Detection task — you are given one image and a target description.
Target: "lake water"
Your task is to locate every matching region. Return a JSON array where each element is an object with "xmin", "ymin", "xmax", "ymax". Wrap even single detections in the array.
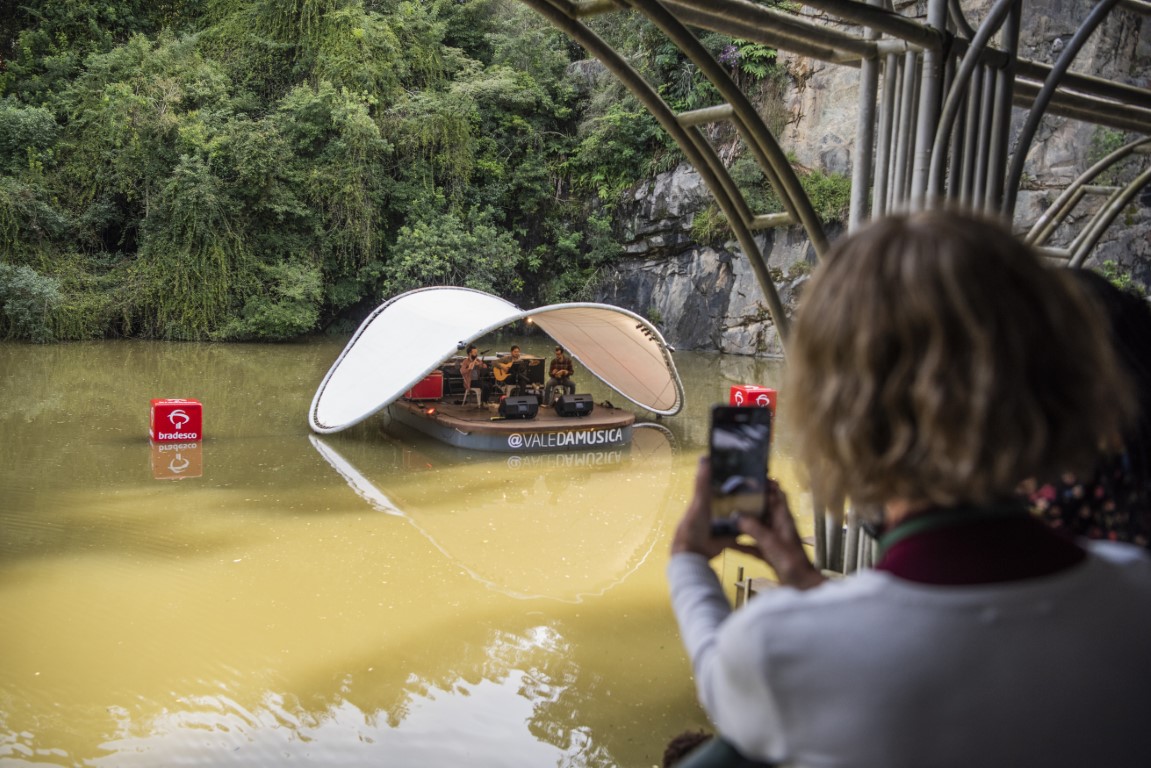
[{"xmin": 0, "ymin": 338, "xmax": 802, "ymax": 768}]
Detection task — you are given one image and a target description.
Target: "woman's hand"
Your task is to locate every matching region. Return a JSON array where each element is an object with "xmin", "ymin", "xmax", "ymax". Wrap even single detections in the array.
[
  {"xmin": 737, "ymin": 480, "xmax": 825, "ymax": 590},
  {"xmin": 672, "ymin": 459, "xmax": 825, "ymax": 590}
]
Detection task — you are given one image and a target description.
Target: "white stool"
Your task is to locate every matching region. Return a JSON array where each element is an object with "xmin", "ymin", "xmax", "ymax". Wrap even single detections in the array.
[{"xmin": 465, "ymin": 387, "xmax": 483, "ymax": 406}]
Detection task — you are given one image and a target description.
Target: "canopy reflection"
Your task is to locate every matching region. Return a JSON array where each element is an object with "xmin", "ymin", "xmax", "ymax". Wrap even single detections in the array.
[{"xmin": 309, "ymin": 423, "xmax": 678, "ymax": 602}]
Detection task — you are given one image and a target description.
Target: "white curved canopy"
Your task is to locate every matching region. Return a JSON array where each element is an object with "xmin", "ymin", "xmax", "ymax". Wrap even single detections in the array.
[{"xmin": 309, "ymin": 286, "xmax": 684, "ymax": 433}]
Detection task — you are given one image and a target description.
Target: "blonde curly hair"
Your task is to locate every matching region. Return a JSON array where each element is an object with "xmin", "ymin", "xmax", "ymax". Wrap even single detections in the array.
[{"xmin": 785, "ymin": 209, "xmax": 1135, "ymax": 508}]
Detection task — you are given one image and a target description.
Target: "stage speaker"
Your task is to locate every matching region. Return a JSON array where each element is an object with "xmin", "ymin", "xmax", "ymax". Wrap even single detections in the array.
[
  {"xmin": 499, "ymin": 394, "xmax": 539, "ymax": 419},
  {"xmin": 556, "ymin": 393, "xmax": 594, "ymax": 417}
]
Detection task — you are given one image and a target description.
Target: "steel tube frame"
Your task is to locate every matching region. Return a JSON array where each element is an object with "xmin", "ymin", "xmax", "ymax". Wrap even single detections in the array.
[
  {"xmin": 1027, "ymin": 137, "xmax": 1151, "ymax": 246},
  {"xmin": 1069, "ymin": 166, "xmax": 1151, "ymax": 266},
  {"xmin": 1003, "ymin": 0, "xmax": 1122, "ymax": 214},
  {"xmin": 524, "ymin": 0, "xmax": 797, "ymax": 343}
]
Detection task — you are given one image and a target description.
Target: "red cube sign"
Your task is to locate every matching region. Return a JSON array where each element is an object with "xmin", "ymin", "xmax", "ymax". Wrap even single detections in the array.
[
  {"xmin": 150, "ymin": 398, "xmax": 203, "ymax": 442},
  {"xmin": 729, "ymin": 385, "xmax": 776, "ymax": 413}
]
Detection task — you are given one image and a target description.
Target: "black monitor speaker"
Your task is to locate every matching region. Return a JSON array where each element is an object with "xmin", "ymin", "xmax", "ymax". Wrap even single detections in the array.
[
  {"xmin": 499, "ymin": 394, "xmax": 539, "ymax": 419},
  {"xmin": 556, "ymin": 393, "xmax": 594, "ymax": 417}
]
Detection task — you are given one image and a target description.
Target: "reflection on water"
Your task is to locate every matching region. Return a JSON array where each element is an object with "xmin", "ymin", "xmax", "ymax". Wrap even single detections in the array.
[
  {"xmin": 311, "ymin": 424, "xmax": 679, "ymax": 602},
  {"xmin": 0, "ymin": 339, "xmax": 793, "ymax": 767}
]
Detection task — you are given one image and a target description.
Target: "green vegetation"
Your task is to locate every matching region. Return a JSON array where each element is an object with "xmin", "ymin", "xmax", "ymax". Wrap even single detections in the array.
[
  {"xmin": 1098, "ymin": 259, "xmax": 1146, "ymax": 297},
  {"xmin": 691, "ymin": 158, "xmax": 852, "ymax": 245},
  {"xmin": 0, "ymin": 0, "xmax": 806, "ymax": 342},
  {"xmin": 1088, "ymin": 127, "xmax": 1130, "ymax": 186}
]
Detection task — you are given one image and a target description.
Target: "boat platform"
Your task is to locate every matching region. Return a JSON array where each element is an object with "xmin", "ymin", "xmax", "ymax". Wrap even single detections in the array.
[{"xmin": 389, "ymin": 397, "xmax": 636, "ymax": 453}]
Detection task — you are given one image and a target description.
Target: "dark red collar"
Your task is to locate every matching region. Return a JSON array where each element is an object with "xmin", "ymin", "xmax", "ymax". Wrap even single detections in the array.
[{"xmin": 874, "ymin": 505, "xmax": 1086, "ymax": 585}]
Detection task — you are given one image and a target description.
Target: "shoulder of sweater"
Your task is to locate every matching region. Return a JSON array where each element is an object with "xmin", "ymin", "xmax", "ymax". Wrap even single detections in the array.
[{"xmin": 1082, "ymin": 538, "xmax": 1151, "ymax": 564}]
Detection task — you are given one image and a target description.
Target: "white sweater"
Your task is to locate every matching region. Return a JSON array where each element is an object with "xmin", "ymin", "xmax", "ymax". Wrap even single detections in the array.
[{"xmin": 668, "ymin": 542, "xmax": 1151, "ymax": 768}]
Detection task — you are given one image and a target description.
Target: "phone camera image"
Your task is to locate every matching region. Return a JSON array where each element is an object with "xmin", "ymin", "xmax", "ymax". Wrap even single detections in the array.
[{"xmin": 709, "ymin": 405, "xmax": 772, "ymax": 536}]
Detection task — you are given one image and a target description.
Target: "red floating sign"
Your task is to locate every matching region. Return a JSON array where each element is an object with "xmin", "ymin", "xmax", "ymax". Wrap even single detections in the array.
[
  {"xmin": 149, "ymin": 398, "xmax": 203, "ymax": 442},
  {"xmin": 729, "ymin": 385, "xmax": 776, "ymax": 413}
]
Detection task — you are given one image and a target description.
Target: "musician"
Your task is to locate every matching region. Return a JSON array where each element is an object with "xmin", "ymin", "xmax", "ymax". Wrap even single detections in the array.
[
  {"xmin": 547, "ymin": 346, "xmax": 576, "ymax": 404},
  {"xmin": 495, "ymin": 345, "xmax": 525, "ymax": 396},
  {"xmin": 459, "ymin": 344, "xmax": 490, "ymax": 403}
]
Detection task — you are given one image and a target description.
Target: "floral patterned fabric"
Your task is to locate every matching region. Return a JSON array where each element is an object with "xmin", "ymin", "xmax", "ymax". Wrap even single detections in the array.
[{"xmin": 1030, "ymin": 453, "xmax": 1151, "ymax": 550}]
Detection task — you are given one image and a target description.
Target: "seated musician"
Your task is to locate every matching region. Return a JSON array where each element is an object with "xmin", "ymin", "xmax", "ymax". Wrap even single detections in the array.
[
  {"xmin": 547, "ymin": 346, "xmax": 576, "ymax": 404},
  {"xmin": 494, "ymin": 345, "xmax": 525, "ymax": 396},
  {"xmin": 458, "ymin": 344, "xmax": 490, "ymax": 403}
]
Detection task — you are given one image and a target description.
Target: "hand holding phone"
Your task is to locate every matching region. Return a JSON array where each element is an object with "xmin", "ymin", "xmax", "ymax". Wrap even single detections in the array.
[{"xmin": 708, "ymin": 405, "xmax": 772, "ymax": 537}]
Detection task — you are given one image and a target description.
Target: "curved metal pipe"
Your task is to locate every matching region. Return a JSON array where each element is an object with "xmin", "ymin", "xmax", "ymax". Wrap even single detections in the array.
[
  {"xmin": 947, "ymin": 0, "xmax": 977, "ymax": 39},
  {"xmin": 927, "ymin": 0, "xmax": 1018, "ymax": 197},
  {"xmin": 522, "ymin": 0, "xmax": 793, "ymax": 343},
  {"xmin": 1068, "ymin": 165, "xmax": 1151, "ymax": 266},
  {"xmin": 631, "ymin": 0, "xmax": 830, "ymax": 255},
  {"xmin": 1027, "ymin": 137, "xmax": 1151, "ymax": 246},
  {"xmin": 1003, "ymin": 0, "xmax": 1121, "ymax": 215}
]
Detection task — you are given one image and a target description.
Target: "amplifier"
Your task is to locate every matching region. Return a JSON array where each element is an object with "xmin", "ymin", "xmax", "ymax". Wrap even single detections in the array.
[
  {"xmin": 556, "ymin": 393, "xmax": 594, "ymax": 417},
  {"xmin": 404, "ymin": 372, "xmax": 444, "ymax": 401},
  {"xmin": 499, "ymin": 394, "xmax": 539, "ymax": 419}
]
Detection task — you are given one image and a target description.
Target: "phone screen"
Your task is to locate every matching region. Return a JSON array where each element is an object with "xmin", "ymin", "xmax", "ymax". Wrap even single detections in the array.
[{"xmin": 709, "ymin": 405, "xmax": 772, "ymax": 534}]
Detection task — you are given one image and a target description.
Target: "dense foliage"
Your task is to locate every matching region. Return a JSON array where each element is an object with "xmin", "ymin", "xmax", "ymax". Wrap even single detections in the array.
[{"xmin": 0, "ymin": 0, "xmax": 810, "ymax": 341}]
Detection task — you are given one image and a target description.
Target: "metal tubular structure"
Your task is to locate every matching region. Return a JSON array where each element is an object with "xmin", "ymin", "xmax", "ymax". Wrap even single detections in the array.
[
  {"xmin": 976, "ymin": 66, "xmax": 999, "ymax": 208},
  {"xmin": 985, "ymin": 3, "xmax": 1020, "ymax": 210},
  {"xmin": 891, "ymin": 52, "xmax": 918, "ymax": 203},
  {"xmin": 849, "ymin": 0, "xmax": 883, "ymax": 232},
  {"xmin": 1068, "ymin": 166, "xmax": 1151, "ymax": 266},
  {"xmin": 927, "ymin": 0, "xmax": 1015, "ymax": 197},
  {"xmin": 523, "ymin": 0, "xmax": 1151, "ymax": 571},
  {"xmin": 527, "ymin": 0, "xmax": 1150, "ymax": 297},
  {"xmin": 1002, "ymin": 0, "xmax": 1122, "ymax": 214},
  {"xmin": 1027, "ymin": 138, "xmax": 1151, "ymax": 247},
  {"xmin": 872, "ymin": 50, "xmax": 899, "ymax": 216},
  {"xmin": 631, "ymin": 0, "xmax": 829, "ymax": 252},
  {"xmin": 909, "ymin": 0, "xmax": 948, "ymax": 205},
  {"xmin": 522, "ymin": 0, "xmax": 795, "ymax": 343}
]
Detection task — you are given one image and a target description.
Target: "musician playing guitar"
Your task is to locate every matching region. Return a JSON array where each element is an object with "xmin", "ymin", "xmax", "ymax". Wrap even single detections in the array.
[
  {"xmin": 492, "ymin": 345, "xmax": 522, "ymax": 382},
  {"xmin": 493, "ymin": 345, "xmax": 525, "ymax": 395},
  {"xmin": 546, "ymin": 346, "xmax": 576, "ymax": 404}
]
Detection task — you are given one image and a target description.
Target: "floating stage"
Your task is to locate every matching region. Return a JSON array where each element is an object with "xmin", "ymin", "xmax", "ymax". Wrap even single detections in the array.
[
  {"xmin": 308, "ymin": 286, "xmax": 684, "ymax": 452},
  {"xmin": 388, "ymin": 397, "xmax": 635, "ymax": 453}
]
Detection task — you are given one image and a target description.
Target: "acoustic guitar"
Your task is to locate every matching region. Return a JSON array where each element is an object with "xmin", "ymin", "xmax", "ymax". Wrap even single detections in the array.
[{"xmin": 492, "ymin": 361, "xmax": 513, "ymax": 382}]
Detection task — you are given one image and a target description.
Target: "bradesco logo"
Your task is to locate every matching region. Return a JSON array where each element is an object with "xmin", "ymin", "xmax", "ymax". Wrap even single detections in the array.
[
  {"xmin": 158, "ymin": 409, "xmax": 199, "ymax": 440},
  {"xmin": 169, "ymin": 409, "xmax": 190, "ymax": 429},
  {"xmin": 733, "ymin": 390, "xmax": 772, "ymax": 407},
  {"xmin": 507, "ymin": 428, "xmax": 625, "ymax": 450}
]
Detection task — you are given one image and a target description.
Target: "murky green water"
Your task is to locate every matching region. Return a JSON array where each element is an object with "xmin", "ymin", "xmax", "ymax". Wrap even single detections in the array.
[{"xmin": 0, "ymin": 338, "xmax": 799, "ymax": 767}]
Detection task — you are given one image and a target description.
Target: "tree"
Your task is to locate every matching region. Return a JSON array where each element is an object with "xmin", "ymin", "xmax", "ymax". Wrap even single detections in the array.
[{"xmin": 383, "ymin": 201, "xmax": 523, "ymax": 297}]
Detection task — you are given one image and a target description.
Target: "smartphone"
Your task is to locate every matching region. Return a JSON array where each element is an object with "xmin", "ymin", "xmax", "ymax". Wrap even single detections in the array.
[{"xmin": 709, "ymin": 405, "xmax": 773, "ymax": 536}]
